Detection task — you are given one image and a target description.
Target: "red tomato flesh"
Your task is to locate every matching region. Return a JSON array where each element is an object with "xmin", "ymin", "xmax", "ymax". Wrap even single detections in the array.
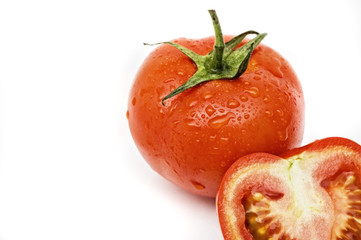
[{"xmin": 216, "ymin": 137, "xmax": 361, "ymax": 239}]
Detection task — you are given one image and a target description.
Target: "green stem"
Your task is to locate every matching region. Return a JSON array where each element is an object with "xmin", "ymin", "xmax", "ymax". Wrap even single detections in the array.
[
  {"xmin": 209, "ymin": 9, "xmax": 225, "ymax": 72},
  {"xmin": 145, "ymin": 10, "xmax": 267, "ymax": 106}
]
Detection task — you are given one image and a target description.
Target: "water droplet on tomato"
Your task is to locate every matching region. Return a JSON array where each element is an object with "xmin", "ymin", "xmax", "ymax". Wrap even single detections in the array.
[
  {"xmin": 237, "ymin": 116, "xmax": 242, "ymax": 121},
  {"xmin": 276, "ymin": 109, "xmax": 284, "ymax": 117},
  {"xmin": 220, "ymin": 137, "xmax": 229, "ymax": 143},
  {"xmin": 277, "ymin": 129, "xmax": 288, "ymax": 142},
  {"xmin": 263, "ymin": 95, "xmax": 271, "ymax": 103},
  {"xmin": 191, "ymin": 180, "xmax": 205, "ymax": 190},
  {"xmin": 209, "ymin": 135, "xmax": 217, "ymax": 141},
  {"xmin": 173, "ymin": 120, "xmax": 180, "ymax": 127},
  {"xmin": 240, "ymin": 95, "xmax": 248, "ymax": 102},
  {"xmin": 254, "ymin": 75, "xmax": 261, "ymax": 80},
  {"xmin": 265, "ymin": 110, "xmax": 273, "ymax": 117},
  {"xmin": 244, "ymin": 81, "xmax": 251, "ymax": 86},
  {"xmin": 245, "ymin": 87, "xmax": 260, "ymax": 98},
  {"xmin": 205, "ymin": 105, "xmax": 216, "ymax": 116},
  {"xmin": 126, "ymin": 110, "xmax": 129, "ymax": 119},
  {"xmin": 159, "ymin": 108, "xmax": 165, "ymax": 116},
  {"xmin": 132, "ymin": 97, "xmax": 136, "ymax": 106},
  {"xmin": 241, "ymin": 129, "xmax": 247, "ymax": 135},
  {"xmin": 227, "ymin": 99, "xmax": 240, "ymax": 109},
  {"xmin": 187, "ymin": 99, "xmax": 198, "ymax": 107},
  {"xmin": 163, "ymin": 78, "xmax": 175, "ymax": 83},
  {"xmin": 244, "ymin": 113, "xmax": 250, "ymax": 119},
  {"xmin": 208, "ymin": 112, "xmax": 236, "ymax": 129},
  {"xmin": 184, "ymin": 119, "xmax": 200, "ymax": 129},
  {"xmin": 202, "ymin": 92, "xmax": 213, "ymax": 100},
  {"xmin": 212, "ymin": 146, "xmax": 220, "ymax": 151},
  {"xmin": 177, "ymin": 71, "xmax": 184, "ymax": 76}
]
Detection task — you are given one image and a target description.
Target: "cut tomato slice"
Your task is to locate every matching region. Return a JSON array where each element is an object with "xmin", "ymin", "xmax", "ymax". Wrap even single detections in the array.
[{"xmin": 216, "ymin": 137, "xmax": 361, "ymax": 240}]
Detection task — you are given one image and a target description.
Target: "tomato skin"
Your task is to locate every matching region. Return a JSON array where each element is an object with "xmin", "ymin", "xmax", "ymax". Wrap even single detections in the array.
[
  {"xmin": 217, "ymin": 153, "xmax": 283, "ymax": 240},
  {"xmin": 216, "ymin": 137, "xmax": 361, "ymax": 240},
  {"xmin": 127, "ymin": 36, "xmax": 304, "ymax": 197}
]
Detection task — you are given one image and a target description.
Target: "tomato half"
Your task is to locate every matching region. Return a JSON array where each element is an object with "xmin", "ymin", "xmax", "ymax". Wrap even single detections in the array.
[{"xmin": 217, "ymin": 137, "xmax": 361, "ymax": 239}]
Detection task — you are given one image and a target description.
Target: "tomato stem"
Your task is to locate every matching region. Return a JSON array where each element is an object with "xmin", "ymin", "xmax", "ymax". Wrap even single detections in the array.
[
  {"xmin": 145, "ymin": 10, "xmax": 267, "ymax": 106},
  {"xmin": 209, "ymin": 9, "xmax": 225, "ymax": 72}
]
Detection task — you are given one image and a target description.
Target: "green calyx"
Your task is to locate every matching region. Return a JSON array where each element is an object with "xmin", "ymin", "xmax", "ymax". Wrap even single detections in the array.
[{"xmin": 145, "ymin": 10, "xmax": 267, "ymax": 106}]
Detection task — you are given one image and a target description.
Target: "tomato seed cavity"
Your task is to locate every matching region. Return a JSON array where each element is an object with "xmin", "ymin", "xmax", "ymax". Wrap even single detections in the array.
[
  {"xmin": 322, "ymin": 171, "xmax": 361, "ymax": 240},
  {"xmin": 242, "ymin": 192, "xmax": 293, "ymax": 240}
]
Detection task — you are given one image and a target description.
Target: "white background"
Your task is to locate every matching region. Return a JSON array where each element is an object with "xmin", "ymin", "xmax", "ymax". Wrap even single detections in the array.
[{"xmin": 0, "ymin": 0, "xmax": 361, "ymax": 239}]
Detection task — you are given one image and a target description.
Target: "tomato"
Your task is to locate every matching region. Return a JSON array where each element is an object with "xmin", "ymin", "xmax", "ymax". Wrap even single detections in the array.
[
  {"xmin": 217, "ymin": 137, "xmax": 361, "ymax": 239},
  {"xmin": 127, "ymin": 10, "xmax": 304, "ymax": 197}
]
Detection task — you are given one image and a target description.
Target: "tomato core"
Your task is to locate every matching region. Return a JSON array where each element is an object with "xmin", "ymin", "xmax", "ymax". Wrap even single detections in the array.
[{"xmin": 242, "ymin": 192, "xmax": 290, "ymax": 239}]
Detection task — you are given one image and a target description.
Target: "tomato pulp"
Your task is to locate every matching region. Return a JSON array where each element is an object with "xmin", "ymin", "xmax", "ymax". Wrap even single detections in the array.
[{"xmin": 217, "ymin": 137, "xmax": 361, "ymax": 239}]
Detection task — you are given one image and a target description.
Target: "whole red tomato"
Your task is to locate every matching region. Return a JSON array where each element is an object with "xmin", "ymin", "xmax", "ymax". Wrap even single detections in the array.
[
  {"xmin": 217, "ymin": 137, "xmax": 361, "ymax": 239},
  {"xmin": 127, "ymin": 10, "xmax": 304, "ymax": 197}
]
